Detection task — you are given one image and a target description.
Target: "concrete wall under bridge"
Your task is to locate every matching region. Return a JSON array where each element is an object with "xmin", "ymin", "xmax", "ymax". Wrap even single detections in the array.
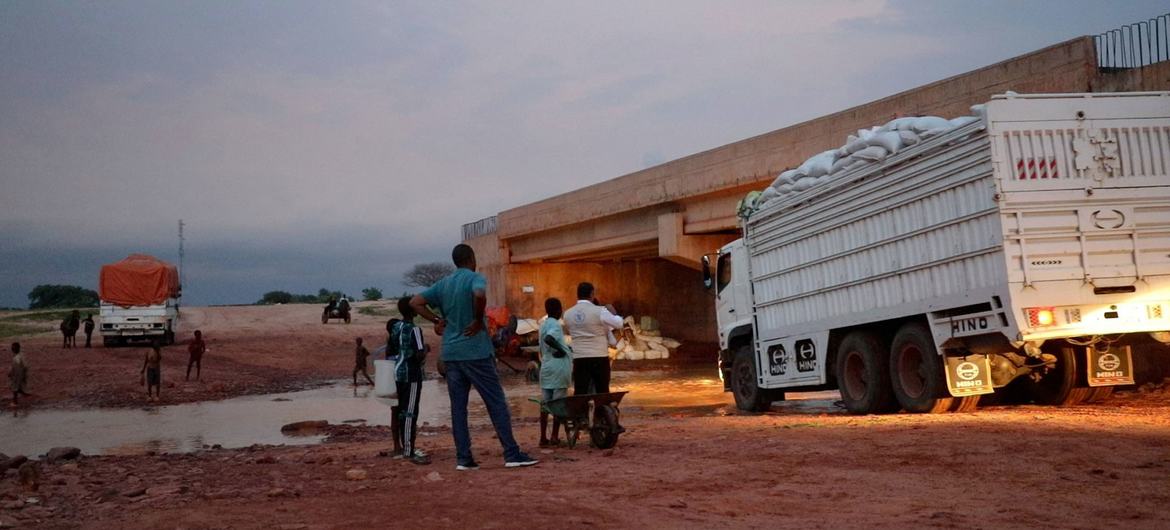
[{"xmin": 464, "ymin": 35, "xmax": 1170, "ymax": 363}]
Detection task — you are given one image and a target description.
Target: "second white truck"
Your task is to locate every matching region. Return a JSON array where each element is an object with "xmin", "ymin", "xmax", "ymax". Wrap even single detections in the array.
[
  {"xmin": 706, "ymin": 92, "xmax": 1170, "ymax": 414},
  {"xmin": 98, "ymin": 254, "xmax": 182, "ymax": 346}
]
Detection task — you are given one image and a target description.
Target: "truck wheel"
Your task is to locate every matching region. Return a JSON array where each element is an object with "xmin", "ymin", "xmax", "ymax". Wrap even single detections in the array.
[
  {"xmin": 731, "ymin": 346, "xmax": 772, "ymax": 412},
  {"xmin": 889, "ymin": 323, "xmax": 953, "ymax": 413},
  {"xmin": 1027, "ymin": 346, "xmax": 1091, "ymax": 406},
  {"xmin": 836, "ymin": 331, "xmax": 898, "ymax": 414}
]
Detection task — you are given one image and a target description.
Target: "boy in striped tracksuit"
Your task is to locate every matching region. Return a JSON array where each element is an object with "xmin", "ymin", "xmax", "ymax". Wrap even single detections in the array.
[{"xmin": 392, "ymin": 296, "xmax": 430, "ymax": 465}]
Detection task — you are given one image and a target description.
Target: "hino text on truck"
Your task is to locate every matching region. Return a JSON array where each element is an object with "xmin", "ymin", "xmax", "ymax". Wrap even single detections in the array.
[
  {"xmin": 704, "ymin": 92, "xmax": 1170, "ymax": 414},
  {"xmin": 98, "ymin": 254, "xmax": 182, "ymax": 346}
]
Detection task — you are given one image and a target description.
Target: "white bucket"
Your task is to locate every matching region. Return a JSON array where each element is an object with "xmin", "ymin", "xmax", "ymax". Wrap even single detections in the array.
[{"xmin": 374, "ymin": 359, "xmax": 397, "ymax": 398}]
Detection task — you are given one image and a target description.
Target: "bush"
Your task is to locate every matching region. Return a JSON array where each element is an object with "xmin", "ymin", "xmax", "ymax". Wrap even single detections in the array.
[
  {"xmin": 27, "ymin": 285, "xmax": 99, "ymax": 309},
  {"xmin": 361, "ymin": 287, "xmax": 383, "ymax": 301},
  {"xmin": 256, "ymin": 289, "xmax": 349, "ymax": 305},
  {"xmin": 258, "ymin": 291, "xmax": 294, "ymax": 305}
]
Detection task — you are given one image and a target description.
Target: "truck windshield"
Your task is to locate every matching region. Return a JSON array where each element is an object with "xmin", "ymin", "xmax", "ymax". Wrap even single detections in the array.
[{"xmin": 716, "ymin": 252, "xmax": 732, "ymax": 293}]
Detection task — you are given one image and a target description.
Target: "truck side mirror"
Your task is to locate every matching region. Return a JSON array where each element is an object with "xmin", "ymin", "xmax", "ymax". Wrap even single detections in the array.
[{"xmin": 701, "ymin": 255, "xmax": 713, "ymax": 290}]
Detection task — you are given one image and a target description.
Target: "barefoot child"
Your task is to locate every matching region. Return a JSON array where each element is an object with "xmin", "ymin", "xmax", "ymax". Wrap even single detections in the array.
[
  {"xmin": 9, "ymin": 342, "xmax": 29, "ymax": 406},
  {"xmin": 186, "ymin": 330, "xmax": 206, "ymax": 382},
  {"xmin": 141, "ymin": 343, "xmax": 162, "ymax": 402},
  {"xmin": 391, "ymin": 297, "xmax": 429, "ymax": 464},
  {"xmin": 538, "ymin": 298, "xmax": 572, "ymax": 447},
  {"xmin": 352, "ymin": 337, "xmax": 374, "ymax": 386}
]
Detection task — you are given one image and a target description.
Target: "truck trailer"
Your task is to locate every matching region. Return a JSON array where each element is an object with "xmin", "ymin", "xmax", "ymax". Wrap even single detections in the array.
[
  {"xmin": 98, "ymin": 254, "xmax": 181, "ymax": 346},
  {"xmin": 706, "ymin": 92, "xmax": 1170, "ymax": 414}
]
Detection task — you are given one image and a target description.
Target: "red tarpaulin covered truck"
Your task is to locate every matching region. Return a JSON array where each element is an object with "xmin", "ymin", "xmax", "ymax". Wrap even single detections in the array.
[{"xmin": 98, "ymin": 254, "xmax": 181, "ymax": 346}]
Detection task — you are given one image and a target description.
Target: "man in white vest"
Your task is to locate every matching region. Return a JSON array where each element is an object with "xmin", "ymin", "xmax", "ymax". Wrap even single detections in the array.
[{"xmin": 564, "ymin": 282, "xmax": 623, "ymax": 395}]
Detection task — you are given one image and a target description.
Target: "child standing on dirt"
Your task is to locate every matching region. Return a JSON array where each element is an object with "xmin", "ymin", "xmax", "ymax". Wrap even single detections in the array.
[
  {"xmin": 186, "ymin": 330, "xmax": 206, "ymax": 382},
  {"xmin": 391, "ymin": 296, "xmax": 429, "ymax": 464},
  {"xmin": 538, "ymin": 298, "xmax": 572, "ymax": 447},
  {"xmin": 141, "ymin": 343, "xmax": 162, "ymax": 402},
  {"xmin": 9, "ymin": 342, "xmax": 29, "ymax": 406},
  {"xmin": 353, "ymin": 337, "xmax": 373, "ymax": 386}
]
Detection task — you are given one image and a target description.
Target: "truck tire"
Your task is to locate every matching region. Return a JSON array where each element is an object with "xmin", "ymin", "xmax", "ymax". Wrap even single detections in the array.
[
  {"xmin": 889, "ymin": 323, "xmax": 953, "ymax": 414},
  {"xmin": 731, "ymin": 346, "xmax": 772, "ymax": 412},
  {"xmin": 1026, "ymin": 346, "xmax": 1091, "ymax": 406},
  {"xmin": 836, "ymin": 331, "xmax": 898, "ymax": 414}
]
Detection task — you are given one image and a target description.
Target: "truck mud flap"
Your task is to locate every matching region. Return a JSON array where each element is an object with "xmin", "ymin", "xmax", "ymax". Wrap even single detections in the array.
[
  {"xmin": 944, "ymin": 355, "xmax": 995, "ymax": 397},
  {"xmin": 1087, "ymin": 345, "xmax": 1134, "ymax": 387}
]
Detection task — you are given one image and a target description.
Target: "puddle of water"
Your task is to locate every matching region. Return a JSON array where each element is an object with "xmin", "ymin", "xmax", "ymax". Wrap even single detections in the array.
[
  {"xmin": 0, "ymin": 368, "xmax": 842, "ymax": 457},
  {"xmin": 0, "ymin": 382, "xmax": 448, "ymax": 457}
]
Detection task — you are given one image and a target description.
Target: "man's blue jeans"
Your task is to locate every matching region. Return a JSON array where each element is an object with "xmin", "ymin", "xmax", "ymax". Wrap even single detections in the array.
[{"xmin": 445, "ymin": 357, "xmax": 522, "ymax": 463}]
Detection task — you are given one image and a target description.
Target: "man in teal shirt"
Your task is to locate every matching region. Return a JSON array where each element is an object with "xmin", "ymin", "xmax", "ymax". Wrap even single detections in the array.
[{"xmin": 410, "ymin": 244, "xmax": 538, "ymax": 470}]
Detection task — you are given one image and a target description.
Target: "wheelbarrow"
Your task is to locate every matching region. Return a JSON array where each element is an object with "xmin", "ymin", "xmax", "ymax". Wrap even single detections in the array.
[{"xmin": 534, "ymin": 391, "xmax": 628, "ymax": 449}]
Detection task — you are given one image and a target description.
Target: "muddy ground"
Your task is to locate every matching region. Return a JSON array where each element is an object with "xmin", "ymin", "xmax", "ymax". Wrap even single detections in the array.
[
  {"xmin": 2, "ymin": 304, "xmax": 410, "ymax": 409},
  {"xmin": 3, "ymin": 305, "xmax": 1170, "ymax": 529}
]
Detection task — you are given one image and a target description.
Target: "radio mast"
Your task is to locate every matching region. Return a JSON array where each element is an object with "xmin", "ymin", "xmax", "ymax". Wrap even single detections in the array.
[{"xmin": 178, "ymin": 219, "xmax": 185, "ymax": 290}]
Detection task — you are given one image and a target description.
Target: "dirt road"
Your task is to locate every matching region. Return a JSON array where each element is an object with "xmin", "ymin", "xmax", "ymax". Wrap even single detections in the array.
[
  {"xmin": 2, "ymin": 305, "xmax": 1170, "ymax": 528},
  {"xmin": 4, "ymin": 389, "xmax": 1170, "ymax": 529}
]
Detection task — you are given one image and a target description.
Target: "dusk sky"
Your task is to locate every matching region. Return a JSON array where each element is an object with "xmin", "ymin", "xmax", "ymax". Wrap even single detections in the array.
[{"xmin": 1, "ymin": 1, "xmax": 1165, "ymax": 307}]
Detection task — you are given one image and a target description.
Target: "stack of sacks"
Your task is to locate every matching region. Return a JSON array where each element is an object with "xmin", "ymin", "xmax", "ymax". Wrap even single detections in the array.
[
  {"xmin": 743, "ymin": 105, "xmax": 985, "ymax": 215},
  {"xmin": 612, "ymin": 316, "xmax": 682, "ymax": 361}
]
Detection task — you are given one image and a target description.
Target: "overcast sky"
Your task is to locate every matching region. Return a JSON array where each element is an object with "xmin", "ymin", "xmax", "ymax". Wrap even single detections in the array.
[{"xmin": 1, "ymin": 1, "xmax": 1165, "ymax": 307}]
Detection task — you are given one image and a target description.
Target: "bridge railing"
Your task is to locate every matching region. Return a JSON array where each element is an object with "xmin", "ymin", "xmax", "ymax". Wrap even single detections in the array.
[
  {"xmin": 462, "ymin": 216, "xmax": 498, "ymax": 241},
  {"xmin": 1095, "ymin": 12, "xmax": 1169, "ymax": 69}
]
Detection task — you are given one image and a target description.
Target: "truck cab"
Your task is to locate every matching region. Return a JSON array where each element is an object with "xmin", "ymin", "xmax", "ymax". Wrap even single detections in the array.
[{"xmin": 707, "ymin": 240, "xmax": 758, "ymax": 395}]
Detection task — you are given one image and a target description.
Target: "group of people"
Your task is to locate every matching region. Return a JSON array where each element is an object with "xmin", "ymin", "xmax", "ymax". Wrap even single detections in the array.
[
  {"xmin": 7, "ymin": 319, "xmax": 208, "ymax": 406},
  {"xmin": 534, "ymin": 281, "xmax": 624, "ymax": 446},
  {"xmin": 139, "ymin": 330, "xmax": 208, "ymax": 401},
  {"xmin": 350, "ymin": 296, "xmax": 430, "ymax": 465},
  {"xmin": 59, "ymin": 310, "xmax": 95, "ymax": 348},
  {"xmin": 356, "ymin": 243, "xmax": 627, "ymax": 471}
]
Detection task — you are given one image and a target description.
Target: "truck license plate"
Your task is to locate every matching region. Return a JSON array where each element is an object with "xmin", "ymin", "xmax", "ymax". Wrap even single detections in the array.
[
  {"xmin": 944, "ymin": 355, "xmax": 994, "ymax": 397},
  {"xmin": 1086, "ymin": 345, "xmax": 1134, "ymax": 387}
]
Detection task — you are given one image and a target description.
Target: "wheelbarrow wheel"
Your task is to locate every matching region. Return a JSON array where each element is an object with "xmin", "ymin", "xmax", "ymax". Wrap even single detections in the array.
[{"xmin": 590, "ymin": 404, "xmax": 621, "ymax": 449}]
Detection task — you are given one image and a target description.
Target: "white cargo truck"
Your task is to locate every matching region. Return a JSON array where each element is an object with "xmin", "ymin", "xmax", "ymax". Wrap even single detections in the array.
[
  {"xmin": 99, "ymin": 300, "xmax": 180, "ymax": 346},
  {"xmin": 98, "ymin": 254, "xmax": 182, "ymax": 346},
  {"xmin": 705, "ymin": 92, "xmax": 1170, "ymax": 414}
]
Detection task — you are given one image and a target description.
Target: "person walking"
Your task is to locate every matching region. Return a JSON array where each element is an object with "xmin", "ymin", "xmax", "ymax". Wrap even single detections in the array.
[
  {"xmin": 410, "ymin": 244, "xmax": 537, "ymax": 471},
  {"xmin": 66, "ymin": 310, "xmax": 81, "ymax": 348},
  {"xmin": 564, "ymin": 282, "xmax": 623, "ymax": 395},
  {"xmin": 82, "ymin": 314, "xmax": 95, "ymax": 348},
  {"xmin": 187, "ymin": 330, "xmax": 207, "ymax": 382},
  {"xmin": 9, "ymin": 342, "xmax": 30, "ymax": 406}
]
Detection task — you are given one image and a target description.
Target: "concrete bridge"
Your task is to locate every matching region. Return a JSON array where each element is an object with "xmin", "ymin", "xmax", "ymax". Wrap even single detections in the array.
[{"xmin": 464, "ymin": 35, "xmax": 1170, "ymax": 351}]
